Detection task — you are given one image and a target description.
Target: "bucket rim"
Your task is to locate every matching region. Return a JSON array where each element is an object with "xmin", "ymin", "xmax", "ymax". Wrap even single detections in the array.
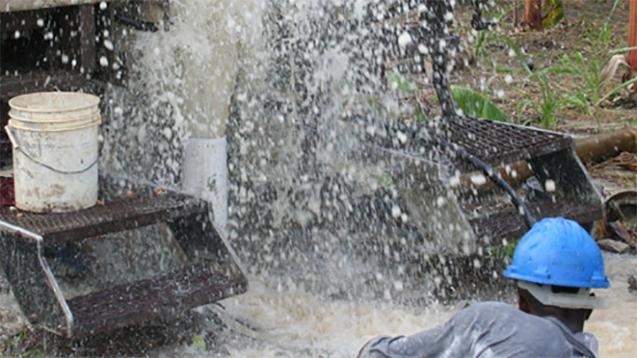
[
  {"xmin": 8, "ymin": 118, "xmax": 101, "ymax": 133},
  {"xmin": 9, "ymin": 111, "xmax": 101, "ymax": 124},
  {"xmin": 9, "ymin": 92, "xmax": 100, "ymax": 114}
]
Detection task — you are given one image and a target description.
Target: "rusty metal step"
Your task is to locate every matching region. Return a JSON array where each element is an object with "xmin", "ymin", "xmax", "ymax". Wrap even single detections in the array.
[
  {"xmin": 67, "ymin": 263, "xmax": 247, "ymax": 337},
  {"xmin": 468, "ymin": 197, "xmax": 602, "ymax": 241},
  {"xmin": 447, "ymin": 116, "xmax": 573, "ymax": 168},
  {"xmin": 0, "ymin": 194, "xmax": 203, "ymax": 243},
  {"xmin": 0, "ymin": 179, "xmax": 248, "ymax": 338},
  {"xmin": 355, "ymin": 115, "xmax": 574, "ymax": 173}
]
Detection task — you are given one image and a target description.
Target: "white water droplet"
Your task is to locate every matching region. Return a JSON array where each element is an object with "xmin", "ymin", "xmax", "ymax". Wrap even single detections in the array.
[
  {"xmin": 398, "ymin": 32, "xmax": 413, "ymax": 48},
  {"xmin": 103, "ymin": 39, "xmax": 114, "ymax": 51},
  {"xmin": 545, "ymin": 179, "xmax": 556, "ymax": 192},
  {"xmin": 391, "ymin": 205, "xmax": 402, "ymax": 219},
  {"xmin": 470, "ymin": 174, "xmax": 487, "ymax": 186},
  {"xmin": 505, "ymin": 74, "xmax": 513, "ymax": 84}
]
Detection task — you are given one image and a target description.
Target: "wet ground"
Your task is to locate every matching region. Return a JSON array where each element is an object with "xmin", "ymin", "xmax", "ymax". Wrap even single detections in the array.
[
  {"xmin": 149, "ymin": 253, "xmax": 637, "ymax": 357},
  {"xmin": 0, "ymin": 210, "xmax": 634, "ymax": 354},
  {"xmin": 1, "ymin": 252, "xmax": 634, "ymax": 357}
]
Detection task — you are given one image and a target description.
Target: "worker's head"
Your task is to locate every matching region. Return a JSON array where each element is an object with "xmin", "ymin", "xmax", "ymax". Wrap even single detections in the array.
[{"xmin": 503, "ymin": 217, "xmax": 609, "ymax": 332}]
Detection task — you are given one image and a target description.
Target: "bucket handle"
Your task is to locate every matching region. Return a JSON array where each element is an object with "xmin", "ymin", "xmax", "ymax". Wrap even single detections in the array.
[{"xmin": 4, "ymin": 126, "xmax": 98, "ymax": 175}]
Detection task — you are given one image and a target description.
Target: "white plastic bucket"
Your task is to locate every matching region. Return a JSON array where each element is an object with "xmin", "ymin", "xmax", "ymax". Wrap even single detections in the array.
[{"xmin": 6, "ymin": 92, "xmax": 101, "ymax": 213}]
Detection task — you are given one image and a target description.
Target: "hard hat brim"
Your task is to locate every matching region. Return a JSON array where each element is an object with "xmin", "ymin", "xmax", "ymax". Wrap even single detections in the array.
[
  {"xmin": 503, "ymin": 267, "xmax": 610, "ymax": 289},
  {"xmin": 518, "ymin": 281, "xmax": 607, "ymax": 310}
]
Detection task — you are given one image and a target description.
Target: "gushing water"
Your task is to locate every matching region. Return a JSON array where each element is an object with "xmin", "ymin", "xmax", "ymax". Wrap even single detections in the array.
[{"xmin": 92, "ymin": 0, "xmax": 637, "ymax": 356}]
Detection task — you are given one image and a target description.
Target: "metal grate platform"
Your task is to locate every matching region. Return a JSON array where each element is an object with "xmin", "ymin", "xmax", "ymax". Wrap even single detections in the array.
[
  {"xmin": 0, "ymin": 194, "xmax": 202, "ymax": 243},
  {"xmin": 358, "ymin": 115, "xmax": 574, "ymax": 173},
  {"xmin": 0, "ymin": 179, "xmax": 248, "ymax": 337},
  {"xmin": 448, "ymin": 116, "xmax": 573, "ymax": 166},
  {"xmin": 468, "ymin": 197, "xmax": 601, "ymax": 241},
  {"xmin": 68, "ymin": 263, "xmax": 247, "ymax": 336}
]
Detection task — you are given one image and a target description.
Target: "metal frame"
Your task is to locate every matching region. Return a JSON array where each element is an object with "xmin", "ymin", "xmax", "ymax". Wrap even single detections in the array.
[
  {"xmin": 0, "ymin": 185, "xmax": 248, "ymax": 338},
  {"xmin": 0, "ymin": 220, "xmax": 73, "ymax": 337}
]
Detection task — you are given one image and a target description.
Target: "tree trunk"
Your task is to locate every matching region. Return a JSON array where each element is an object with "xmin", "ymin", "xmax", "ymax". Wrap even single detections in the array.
[{"xmin": 523, "ymin": 0, "xmax": 543, "ymax": 30}]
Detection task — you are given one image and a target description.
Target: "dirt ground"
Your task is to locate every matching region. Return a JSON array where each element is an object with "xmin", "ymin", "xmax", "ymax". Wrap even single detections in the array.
[
  {"xmin": 455, "ymin": 0, "xmax": 636, "ymax": 130},
  {"xmin": 449, "ymin": 0, "xmax": 636, "ymax": 192}
]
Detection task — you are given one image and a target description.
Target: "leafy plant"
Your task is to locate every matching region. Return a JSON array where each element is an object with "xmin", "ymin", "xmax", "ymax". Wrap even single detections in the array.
[
  {"xmin": 596, "ymin": 76, "xmax": 637, "ymax": 106},
  {"xmin": 388, "ymin": 72, "xmax": 417, "ymax": 94},
  {"xmin": 538, "ymin": 79, "xmax": 559, "ymax": 128},
  {"xmin": 474, "ymin": 29, "xmax": 493, "ymax": 59},
  {"xmin": 451, "ymin": 87, "xmax": 509, "ymax": 122},
  {"xmin": 487, "ymin": 240, "xmax": 518, "ymax": 260},
  {"xmin": 595, "ymin": 22, "xmax": 613, "ymax": 50},
  {"xmin": 191, "ymin": 335, "xmax": 207, "ymax": 352},
  {"xmin": 500, "ymin": 36, "xmax": 562, "ymax": 127},
  {"xmin": 561, "ymin": 90, "xmax": 592, "ymax": 114},
  {"xmin": 542, "ymin": 0, "xmax": 565, "ymax": 28},
  {"xmin": 0, "ymin": 329, "xmax": 44, "ymax": 358}
]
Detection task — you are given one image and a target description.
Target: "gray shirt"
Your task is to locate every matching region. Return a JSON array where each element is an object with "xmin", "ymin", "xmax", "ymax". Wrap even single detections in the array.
[{"xmin": 358, "ymin": 302, "xmax": 598, "ymax": 358}]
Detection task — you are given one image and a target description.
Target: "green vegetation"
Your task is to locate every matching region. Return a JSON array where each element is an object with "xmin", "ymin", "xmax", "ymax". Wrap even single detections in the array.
[
  {"xmin": 487, "ymin": 240, "xmax": 518, "ymax": 260},
  {"xmin": 191, "ymin": 335, "xmax": 207, "ymax": 352},
  {"xmin": 542, "ymin": 0, "xmax": 565, "ymax": 28},
  {"xmin": 469, "ymin": 1, "xmax": 633, "ymax": 128},
  {"xmin": 0, "ymin": 329, "xmax": 44, "ymax": 358},
  {"xmin": 388, "ymin": 72, "xmax": 509, "ymax": 123},
  {"xmin": 381, "ymin": 2, "xmax": 633, "ymax": 128},
  {"xmin": 451, "ymin": 87, "xmax": 508, "ymax": 122},
  {"xmin": 388, "ymin": 72, "xmax": 418, "ymax": 94}
]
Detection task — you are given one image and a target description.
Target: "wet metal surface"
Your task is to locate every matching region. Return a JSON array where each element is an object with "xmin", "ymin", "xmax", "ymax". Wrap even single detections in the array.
[
  {"xmin": 0, "ymin": 194, "xmax": 201, "ymax": 242},
  {"xmin": 68, "ymin": 262, "xmax": 247, "ymax": 337},
  {"xmin": 0, "ymin": 180, "xmax": 248, "ymax": 337},
  {"xmin": 447, "ymin": 116, "xmax": 573, "ymax": 167}
]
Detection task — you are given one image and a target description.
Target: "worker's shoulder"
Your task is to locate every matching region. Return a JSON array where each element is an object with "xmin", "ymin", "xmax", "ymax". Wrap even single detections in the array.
[
  {"xmin": 452, "ymin": 301, "xmax": 536, "ymax": 323},
  {"xmin": 460, "ymin": 301, "xmax": 517, "ymax": 315},
  {"xmin": 457, "ymin": 302, "xmax": 563, "ymax": 332}
]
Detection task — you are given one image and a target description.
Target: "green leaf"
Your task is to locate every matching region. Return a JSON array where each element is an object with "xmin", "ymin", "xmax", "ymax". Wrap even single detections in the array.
[
  {"xmin": 609, "ymin": 46, "xmax": 637, "ymax": 55},
  {"xmin": 451, "ymin": 87, "xmax": 509, "ymax": 122},
  {"xmin": 562, "ymin": 91, "xmax": 592, "ymax": 114},
  {"xmin": 596, "ymin": 76, "xmax": 637, "ymax": 106},
  {"xmin": 542, "ymin": 0, "xmax": 564, "ymax": 28},
  {"xmin": 192, "ymin": 335, "xmax": 207, "ymax": 352},
  {"xmin": 544, "ymin": 2, "xmax": 564, "ymax": 24},
  {"xmin": 388, "ymin": 72, "xmax": 417, "ymax": 94}
]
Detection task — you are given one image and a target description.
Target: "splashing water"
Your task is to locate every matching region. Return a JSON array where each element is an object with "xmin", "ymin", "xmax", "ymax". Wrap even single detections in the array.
[
  {"xmin": 101, "ymin": 0, "xmax": 484, "ymax": 303},
  {"xmin": 91, "ymin": 0, "xmax": 637, "ymax": 357}
]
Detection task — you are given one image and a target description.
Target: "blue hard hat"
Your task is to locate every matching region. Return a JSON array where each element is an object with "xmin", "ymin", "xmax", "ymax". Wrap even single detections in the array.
[{"xmin": 503, "ymin": 217, "xmax": 609, "ymax": 289}]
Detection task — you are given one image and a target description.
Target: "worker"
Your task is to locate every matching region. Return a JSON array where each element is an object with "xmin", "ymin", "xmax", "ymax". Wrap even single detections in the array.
[{"xmin": 358, "ymin": 217, "xmax": 609, "ymax": 358}]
